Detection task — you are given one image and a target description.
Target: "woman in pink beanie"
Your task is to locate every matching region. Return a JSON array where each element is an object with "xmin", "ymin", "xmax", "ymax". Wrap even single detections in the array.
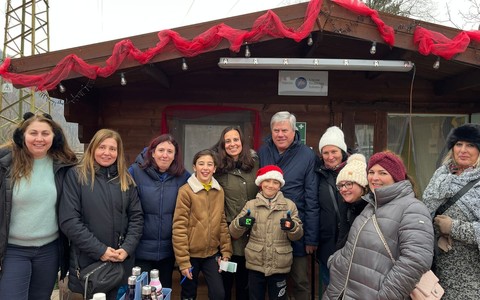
[{"xmin": 323, "ymin": 151, "xmax": 434, "ymax": 299}]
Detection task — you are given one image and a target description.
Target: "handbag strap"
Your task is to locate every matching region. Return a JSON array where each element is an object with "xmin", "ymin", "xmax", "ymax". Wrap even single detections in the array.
[
  {"xmin": 372, "ymin": 214, "xmax": 396, "ymax": 264},
  {"xmin": 328, "ymin": 184, "xmax": 341, "ymax": 223},
  {"xmin": 435, "ymin": 177, "xmax": 480, "ymax": 216}
]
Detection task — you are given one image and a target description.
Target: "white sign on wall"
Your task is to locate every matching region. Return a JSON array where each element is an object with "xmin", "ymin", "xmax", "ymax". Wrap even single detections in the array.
[{"xmin": 278, "ymin": 70, "xmax": 328, "ymax": 96}]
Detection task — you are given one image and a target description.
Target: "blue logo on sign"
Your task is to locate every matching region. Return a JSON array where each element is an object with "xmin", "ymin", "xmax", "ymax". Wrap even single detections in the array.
[{"xmin": 295, "ymin": 77, "xmax": 307, "ymax": 89}]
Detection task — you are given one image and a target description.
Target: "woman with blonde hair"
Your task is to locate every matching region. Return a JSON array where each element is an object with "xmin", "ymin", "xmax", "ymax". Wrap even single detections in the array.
[
  {"xmin": 423, "ymin": 123, "xmax": 480, "ymax": 299},
  {"xmin": 60, "ymin": 129, "xmax": 143, "ymax": 300}
]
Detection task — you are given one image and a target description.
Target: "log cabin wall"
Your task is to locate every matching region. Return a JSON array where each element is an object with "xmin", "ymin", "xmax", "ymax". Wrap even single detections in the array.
[{"xmin": 64, "ymin": 66, "xmax": 480, "ymax": 165}]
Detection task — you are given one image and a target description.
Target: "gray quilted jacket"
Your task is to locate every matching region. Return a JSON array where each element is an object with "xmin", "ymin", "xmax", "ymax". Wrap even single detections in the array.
[{"xmin": 323, "ymin": 180, "xmax": 434, "ymax": 300}]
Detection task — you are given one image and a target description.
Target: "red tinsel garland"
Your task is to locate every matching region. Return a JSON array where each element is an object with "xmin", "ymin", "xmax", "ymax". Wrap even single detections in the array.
[{"xmin": 0, "ymin": 0, "xmax": 478, "ymax": 91}]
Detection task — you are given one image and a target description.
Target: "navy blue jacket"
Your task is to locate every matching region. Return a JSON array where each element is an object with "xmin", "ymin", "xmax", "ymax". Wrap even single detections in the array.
[
  {"xmin": 129, "ymin": 150, "xmax": 189, "ymax": 261},
  {"xmin": 258, "ymin": 131, "xmax": 319, "ymax": 256}
]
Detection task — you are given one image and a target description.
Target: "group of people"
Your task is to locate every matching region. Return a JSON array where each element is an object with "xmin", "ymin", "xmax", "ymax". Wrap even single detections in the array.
[
  {"xmin": 0, "ymin": 111, "xmax": 479, "ymax": 300},
  {"xmin": 316, "ymin": 122, "xmax": 480, "ymax": 300}
]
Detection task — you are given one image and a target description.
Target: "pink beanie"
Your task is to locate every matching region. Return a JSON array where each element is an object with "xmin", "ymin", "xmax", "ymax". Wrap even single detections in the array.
[{"xmin": 367, "ymin": 152, "xmax": 407, "ymax": 182}]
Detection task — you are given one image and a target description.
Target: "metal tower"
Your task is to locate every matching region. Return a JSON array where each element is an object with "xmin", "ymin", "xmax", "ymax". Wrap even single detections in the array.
[{"xmin": 0, "ymin": 0, "xmax": 52, "ymax": 142}]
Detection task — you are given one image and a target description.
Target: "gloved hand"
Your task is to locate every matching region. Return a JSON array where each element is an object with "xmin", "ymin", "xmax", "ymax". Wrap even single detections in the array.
[
  {"xmin": 434, "ymin": 214, "xmax": 452, "ymax": 235},
  {"xmin": 280, "ymin": 210, "xmax": 296, "ymax": 231},
  {"xmin": 239, "ymin": 209, "xmax": 255, "ymax": 229}
]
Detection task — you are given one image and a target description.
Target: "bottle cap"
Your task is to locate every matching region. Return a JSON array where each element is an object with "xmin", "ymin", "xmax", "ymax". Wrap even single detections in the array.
[
  {"xmin": 92, "ymin": 293, "xmax": 106, "ymax": 300},
  {"xmin": 128, "ymin": 275, "xmax": 137, "ymax": 285},
  {"xmin": 132, "ymin": 266, "xmax": 141, "ymax": 276},
  {"xmin": 150, "ymin": 269, "xmax": 159, "ymax": 278},
  {"xmin": 142, "ymin": 285, "xmax": 152, "ymax": 296}
]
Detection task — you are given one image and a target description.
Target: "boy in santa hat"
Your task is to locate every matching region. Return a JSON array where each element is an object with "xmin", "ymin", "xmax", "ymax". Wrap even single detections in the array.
[{"xmin": 229, "ymin": 165, "xmax": 303, "ymax": 300}]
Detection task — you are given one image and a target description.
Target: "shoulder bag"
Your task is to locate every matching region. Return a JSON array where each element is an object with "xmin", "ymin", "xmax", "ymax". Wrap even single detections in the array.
[{"xmin": 372, "ymin": 214, "xmax": 444, "ymax": 300}]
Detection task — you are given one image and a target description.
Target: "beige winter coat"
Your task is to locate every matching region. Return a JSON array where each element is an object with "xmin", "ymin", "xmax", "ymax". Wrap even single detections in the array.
[{"xmin": 229, "ymin": 191, "xmax": 303, "ymax": 276}]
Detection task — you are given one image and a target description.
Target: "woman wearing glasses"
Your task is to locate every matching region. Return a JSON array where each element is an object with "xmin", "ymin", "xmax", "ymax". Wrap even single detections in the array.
[{"xmin": 333, "ymin": 154, "xmax": 369, "ymax": 248}]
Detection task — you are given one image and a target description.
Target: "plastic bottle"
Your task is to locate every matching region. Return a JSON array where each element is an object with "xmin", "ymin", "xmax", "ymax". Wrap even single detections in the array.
[
  {"xmin": 149, "ymin": 269, "xmax": 163, "ymax": 300},
  {"xmin": 125, "ymin": 275, "xmax": 136, "ymax": 300},
  {"xmin": 141, "ymin": 285, "xmax": 152, "ymax": 300}
]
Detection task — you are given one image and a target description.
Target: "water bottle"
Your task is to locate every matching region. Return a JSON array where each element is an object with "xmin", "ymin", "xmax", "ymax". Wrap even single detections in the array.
[
  {"xmin": 125, "ymin": 275, "xmax": 136, "ymax": 300},
  {"xmin": 141, "ymin": 285, "xmax": 152, "ymax": 300},
  {"xmin": 149, "ymin": 269, "xmax": 163, "ymax": 300}
]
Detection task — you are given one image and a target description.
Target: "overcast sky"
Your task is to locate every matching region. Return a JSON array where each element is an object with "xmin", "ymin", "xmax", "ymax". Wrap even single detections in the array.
[{"xmin": 0, "ymin": 0, "xmax": 477, "ymax": 54}]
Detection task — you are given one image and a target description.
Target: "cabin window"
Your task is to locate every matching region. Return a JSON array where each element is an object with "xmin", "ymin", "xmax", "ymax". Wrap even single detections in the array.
[{"xmin": 387, "ymin": 114, "xmax": 468, "ymax": 195}]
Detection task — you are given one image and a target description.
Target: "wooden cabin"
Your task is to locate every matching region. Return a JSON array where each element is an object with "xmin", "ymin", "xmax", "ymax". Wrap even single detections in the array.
[{"xmin": 8, "ymin": 0, "xmax": 480, "ymax": 192}]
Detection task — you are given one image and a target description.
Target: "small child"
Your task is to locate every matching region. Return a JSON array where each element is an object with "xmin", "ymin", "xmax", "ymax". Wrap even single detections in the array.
[
  {"xmin": 229, "ymin": 165, "xmax": 303, "ymax": 300},
  {"xmin": 172, "ymin": 149, "xmax": 232, "ymax": 300}
]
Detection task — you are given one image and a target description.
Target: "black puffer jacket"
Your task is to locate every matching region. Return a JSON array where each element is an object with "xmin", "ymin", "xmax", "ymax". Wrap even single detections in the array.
[
  {"xmin": 59, "ymin": 165, "xmax": 143, "ymax": 292},
  {"xmin": 0, "ymin": 147, "xmax": 75, "ymax": 279},
  {"xmin": 316, "ymin": 160, "xmax": 367, "ymax": 267}
]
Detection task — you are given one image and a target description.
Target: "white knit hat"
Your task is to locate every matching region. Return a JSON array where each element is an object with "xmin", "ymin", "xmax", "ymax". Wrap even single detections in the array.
[
  {"xmin": 255, "ymin": 165, "xmax": 285, "ymax": 187},
  {"xmin": 336, "ymin": 154, "xmax": 368, "ymax": 187},
  {"xmin": 318, "ymin": 126, "xmax": 347, "ymax": 153}
]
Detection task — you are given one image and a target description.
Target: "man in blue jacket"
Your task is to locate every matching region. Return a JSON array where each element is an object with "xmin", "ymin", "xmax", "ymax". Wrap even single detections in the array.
[{"xmin": 258, "ymin": 111, "xmax": 319, "ymax": 300}]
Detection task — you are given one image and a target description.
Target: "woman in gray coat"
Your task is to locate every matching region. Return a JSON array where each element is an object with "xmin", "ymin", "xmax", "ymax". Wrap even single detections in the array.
[
  {"xmin": 324, "ymin": 151, "xmax": 434, "ymax": 300},
  {"xmin": 423, "ymin": 123, "xmax": 480, "ymax": 300}
]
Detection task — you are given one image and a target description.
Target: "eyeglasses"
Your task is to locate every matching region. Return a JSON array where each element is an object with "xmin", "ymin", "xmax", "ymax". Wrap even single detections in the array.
[{"xmin": 336, "ymin": 181, "xmax": 354, "ymax": 191}]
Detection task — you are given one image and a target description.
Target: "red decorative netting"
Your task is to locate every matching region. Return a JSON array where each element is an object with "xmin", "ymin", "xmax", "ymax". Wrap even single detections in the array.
[
  {"xmin": 414, "ymin": 27, "xmax": 480, "ymax": 60},
  {"xmin": 331, "ymin": 0, "xmax": 395, "ymax": 46},
  {"xmin": 0, "ymin": 0, "xmax": 479, "ymax": 91}
]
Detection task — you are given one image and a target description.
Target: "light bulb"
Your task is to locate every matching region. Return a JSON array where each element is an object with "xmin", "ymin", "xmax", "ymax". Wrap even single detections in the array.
[
  {"xmin": 120, "ymin": 73, "xmax": 127, "ymax": 86},
  {"xmin": 307, "ymin": 34, "xmax": 313, "ymax": 46},
  {"xmin": 370, "ymin": 42, "xmax": 377, "ymax": 55},
  {"xmin": 245, "ymin": 45, "xmax": 251, "ymax": 58},
  {"xmin": 182, "ymin": 58, "xmax": 188, "ymax": 71},
  {"xmin": 433, "ymin": 57, "xmax": 440, "ymax": 70},
  {"xmin": 58, "ymin": 83, "xmax": 66, "ymax": 93}
]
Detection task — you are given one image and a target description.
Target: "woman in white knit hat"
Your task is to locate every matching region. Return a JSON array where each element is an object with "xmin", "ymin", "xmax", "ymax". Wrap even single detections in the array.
[
  {"xmin": 336, "ymin": 154, "xmax": 369, "ymax": 204},
  {"xmin": 315, "ymin": 126, "xmax": 353, "ymax": 288},
  {"xmin": 333, "ymin": 154, "xmax": 369, "ymax": 249}
]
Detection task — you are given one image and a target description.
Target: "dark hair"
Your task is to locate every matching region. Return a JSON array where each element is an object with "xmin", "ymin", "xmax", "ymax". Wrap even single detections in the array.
[
  {"xmin": 193, "ymin": 149, "xmax": 218, "ymax": 167},
  {"xmin": 142, "ymin": 134, "xmax": 186, "ymax": 176},
  {"xmin": 211, "ymin": 126, "xmax": 255, "ymax": 174}
]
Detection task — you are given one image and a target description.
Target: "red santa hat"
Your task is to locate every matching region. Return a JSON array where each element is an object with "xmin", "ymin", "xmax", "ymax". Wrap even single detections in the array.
[{"xmin": 255, "ymin": 165, "xmax": 285, "ymax": 187}]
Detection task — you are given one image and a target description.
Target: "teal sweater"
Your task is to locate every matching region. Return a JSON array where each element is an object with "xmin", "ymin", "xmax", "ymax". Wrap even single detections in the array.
[{"xmin": 9, "ymin": 157, "xmax": 58, "ymax": 246}]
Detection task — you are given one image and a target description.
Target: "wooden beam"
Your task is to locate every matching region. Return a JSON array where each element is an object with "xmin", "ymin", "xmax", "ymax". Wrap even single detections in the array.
[{"xmin": 318, "ymin": 0, "xmax": 480, "ymax": 66}]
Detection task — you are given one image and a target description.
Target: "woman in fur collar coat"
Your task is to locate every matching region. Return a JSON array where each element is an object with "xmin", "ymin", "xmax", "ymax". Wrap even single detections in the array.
[{"xmin": 423, "ymin": 123, "xmax": 480, "ymax": 300}]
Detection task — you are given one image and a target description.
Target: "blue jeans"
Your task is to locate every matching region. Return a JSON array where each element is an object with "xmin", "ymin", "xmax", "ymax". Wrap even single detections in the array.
[{"xmin": 0, "ymin": 239, "xmax": 59, "ymax": 300}]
